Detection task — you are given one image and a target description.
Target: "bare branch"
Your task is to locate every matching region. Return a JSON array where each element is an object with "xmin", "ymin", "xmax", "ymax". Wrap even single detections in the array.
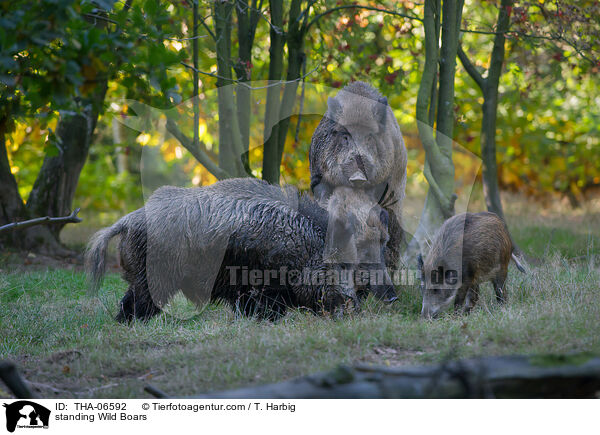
[
  {"xmin": 180, "ymin": 62, "xmax": 320, "ymax": 90},
  {"xmin": 307, "ymin": 4, "xmax": 423, "ymax": 31},
  {"xmin": 0, "ymin": 209, "xmax": 82, "ymax": 235},
  {"xmin": 424, "ymin": 161, "xmax": 457, "ymax": 218},
  {"xmin": 165, "ymin": 118, "xmax": 231, "ymax": 180},
  {"xmin": 164, "ymin": 35, "xmax": 208, "ymax": 41},
  {"xmin": 457, "ymin": 44, "xmax": 486, "ymax": 90}
]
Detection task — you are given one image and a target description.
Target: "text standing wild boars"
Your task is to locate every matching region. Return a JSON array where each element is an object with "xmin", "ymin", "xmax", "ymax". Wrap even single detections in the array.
[
  {"xmin": 309, "ymin": 81, "xmax": 407, "ymax": 269},
  {"xmin": 417, "ymin": 212, "xmax": 526, "ymax": 318}
]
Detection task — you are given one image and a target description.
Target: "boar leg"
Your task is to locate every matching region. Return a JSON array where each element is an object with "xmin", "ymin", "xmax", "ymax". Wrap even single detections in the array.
[
  {"xmin": 454, "ymin": 285, "xmax": 469, "ymax": 312},
  {"xmin": 384, "ymin": 207, "xmax": 403, "ymax": 269},
  {"xmin": 116, "ymin": 283, "xmax": 161, "ymax": 323},
  {"xmin": 492, "ymin": 269, "xmax": 508, "ymax": 304},
  {"xmin": 463, "ymin": 285, "xmax": 480, "ymax": 313}
]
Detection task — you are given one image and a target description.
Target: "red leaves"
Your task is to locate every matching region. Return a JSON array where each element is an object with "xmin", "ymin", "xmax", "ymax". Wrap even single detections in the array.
[{"xmin": 384, "ymin": 70, "xmax": 399, "ymax": 85}]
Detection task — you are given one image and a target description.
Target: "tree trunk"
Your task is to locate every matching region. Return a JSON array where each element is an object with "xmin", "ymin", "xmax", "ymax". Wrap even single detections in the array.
[
  {"xmin": 234, "ymin": 0, "xmax": 261, "ymax": 174},
  {"xmin": 479, "ymin": 0, "xmax": 511, "ymax": 221},
  {"xmin": 0, "ymin": 119, "xmax": 68, "ymax": 253},
  {"xmin": 275, "ymin": 0, "xmax": 305, "ymax": 164},
  {"xmin": 26, "ymin": 81, "xmax": 107, "ymax": 238},
  {"xmin": 408, "ymin": 0, "xmax": 463, "ymax": 258},
  {"xmin": 214, "ymin": 0, "xmax": 246, "ymax": 177},
  {"xmin": 0, "ymin": 119, "xmax": 27, "ymax": 248},
  {"xmin": 180, "ymin": 355, "xmax": 600, "ymax": 399},
  {"xmin": 261, "ymin": 0, "xmax": 285, "ymax": 184},
  {"xmin": 0, "ymin": 120, "xmax": 26, "ymax": 228},
  {"xmin": 481, "ymin": 91, "xmax": 505, "ymax": 220},
  {"xmin": 458, "ymin": 0, "xmax": 512, "ymax": 221}
]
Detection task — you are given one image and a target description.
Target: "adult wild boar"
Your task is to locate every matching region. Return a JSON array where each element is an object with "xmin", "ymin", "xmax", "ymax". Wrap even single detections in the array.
[
  {"xmin": 309, "ymin": 81, "xmax": 407, "ymax": 269},
  {"xmin": 86, "ymin": 178, "xmax": 390, "ymax": 322},
  {"xmin": 417, "ymin": 212, "xmax": 526, "ymax": 318}
]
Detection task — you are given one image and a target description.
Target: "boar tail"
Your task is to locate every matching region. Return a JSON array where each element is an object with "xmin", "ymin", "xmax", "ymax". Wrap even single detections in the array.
[
  {"xmin": 511, "ymin": 252, "xmax": 527, "ymax": 273},
  {"xmin": 85, "ymin": 219, "xmax": 127, "ymax": 294}
]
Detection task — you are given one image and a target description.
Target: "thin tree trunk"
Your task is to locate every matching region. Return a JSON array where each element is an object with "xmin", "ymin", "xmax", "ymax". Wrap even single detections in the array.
[
  {"xmin": 409, "ymin": 0, "xmax": 463, "ymax": 257},
  {"xmin": 234, "ymin": 0, "xmax": 261, "ymax": 174},
  {"xmin": 275, "ymin": 0, "xmax": 305, "ymax": 164},
  {"xmin": 481, "ymin": 93, "xmax": 504, "ymax": 220},
  {"xmin": 261, "ymin": 0, "xmax": 285, "ymax": 184},
  {"xmin": 214, "ymin": 0, "xmax": 246, "ymax": 177},
  {"xmin": 457, "ymin": 0, "xmax": 512, "ymax": 221},
  {"xmin": 480, "ymin": 0, "xmax": 511, "ymax": 220}
]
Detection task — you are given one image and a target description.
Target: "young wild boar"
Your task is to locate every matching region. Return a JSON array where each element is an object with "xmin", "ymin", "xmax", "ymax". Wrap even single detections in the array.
[
  {"xmin": 85, "ymin": 178, "xmax": 389, "ymax": 323},
  {"xmin": 325, "ymin": 186, "xmax": 397, "ymax": 303},
  {"xmin": 309, "ymin": 81, "xmax": 408, "ymax": 269},
  {"xmin": 417, "ymin": 212, "xmax": 526, "ymax": 318}
]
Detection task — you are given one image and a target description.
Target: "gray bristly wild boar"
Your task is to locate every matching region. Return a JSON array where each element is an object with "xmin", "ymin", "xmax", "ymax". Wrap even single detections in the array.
[
  {"xmin": 417, "ymin": 212, "xmax": 526, "ymax": 319},
  {"xmin": 85, "ymin": 178, "xmax": 359, "ymax": 323},
  {"xmin": 309, "ymin": 81, "xmax": 408, "ymax": 269},
  {"xmin": 325, "ymin": 186, "xmax": 397, "ymax": 303}
]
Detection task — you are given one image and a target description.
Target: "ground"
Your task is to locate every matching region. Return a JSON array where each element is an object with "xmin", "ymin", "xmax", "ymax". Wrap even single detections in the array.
[{"xmin": 0, "ymin": 192, "xmax": 599, "ymax": 398}]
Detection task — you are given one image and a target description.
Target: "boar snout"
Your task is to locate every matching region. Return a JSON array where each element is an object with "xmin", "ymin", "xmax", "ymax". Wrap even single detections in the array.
[
  {"xmin": 372, "ymin": 283, "xmax": 397, "ymax": 303},
  {"xmin": 370, "ymin": 269, "xmax": 397, "ymax": 303},
  {"xmin": 421, "ymin": 305, "xmax": 434, "ymax": 319},
  {"xmin": 421, "ymin": 303, "xmax": 442, "ymax": 319}
]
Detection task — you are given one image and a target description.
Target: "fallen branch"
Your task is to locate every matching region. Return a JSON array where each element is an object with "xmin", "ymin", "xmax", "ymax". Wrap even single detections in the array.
[
  {"xmin": 144, "ymin": 384, "xmax": 170, "ymax": 398},
  {"xmin": 182, "ymin": 355, "xmax": 600, "ymax": 399},
  {"xmin": 0, "ymin": 360, "xmax": 36, "ymax": 399},
  {"xmin": 0, "ymin": 208, "xmax": 82, "ymax": 235}
]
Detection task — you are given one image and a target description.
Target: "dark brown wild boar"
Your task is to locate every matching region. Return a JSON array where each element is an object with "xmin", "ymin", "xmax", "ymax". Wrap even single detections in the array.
[
  {"xmin": 417, "ymin": 212, "xmax": 526, "ymax": 318},
  {"xmin": 85, "ymin": 178, "xmax": 359, "ymax": 323}
]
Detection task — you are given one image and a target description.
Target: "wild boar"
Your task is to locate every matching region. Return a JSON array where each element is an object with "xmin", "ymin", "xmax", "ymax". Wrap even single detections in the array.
[
  {"xmin": 325, "ymin": 186, "xmax": 397, "ymax": 303},
  {"xmin": 417, "ymin": 212, "xmax": 526, "ymax": 318},
  {"xmin": 85, "ymin": 178, "xmax": 360, "ymax": 322},
  {"xmin": 309, "ymin": 81, "xmax": 408, "ymax": 269}
]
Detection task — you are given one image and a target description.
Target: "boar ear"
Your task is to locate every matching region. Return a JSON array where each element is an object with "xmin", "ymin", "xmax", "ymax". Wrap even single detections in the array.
[
  {"xmin": 417, "ymin": 253, "xmax": 424, "ymax": 271},
  {"xmin": 374, "ymin": 96, "xmax": 388, "ymax": 128},
  {"xmin": 327, "ymin": 96, "xmax": 342, "ymax": 120}
]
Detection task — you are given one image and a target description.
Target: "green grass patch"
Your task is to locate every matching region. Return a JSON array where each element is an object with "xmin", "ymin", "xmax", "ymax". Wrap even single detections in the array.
[
  {"xmin": 1, "ymin": 254, "xmax": 599, "ymax": 398},
  {"xmin": 512, "ymin": 225, "xmax": 598, "ymax": 259}
]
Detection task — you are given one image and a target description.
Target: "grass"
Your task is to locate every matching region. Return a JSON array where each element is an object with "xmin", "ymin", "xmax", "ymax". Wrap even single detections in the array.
[{"xmin": 1, "ymin": 194, "xmax": 599, "ymax": 398}]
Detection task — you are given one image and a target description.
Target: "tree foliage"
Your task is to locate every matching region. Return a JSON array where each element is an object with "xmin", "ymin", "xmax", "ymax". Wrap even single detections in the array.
[{"xmin": 2, "ymin": 0, "xmax": 599, "ymax": 239}]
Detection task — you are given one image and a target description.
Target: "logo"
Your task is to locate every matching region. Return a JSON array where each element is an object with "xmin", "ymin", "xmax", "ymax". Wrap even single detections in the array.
[{"xmin": 3, "ymin": 401, "xmax": 50, "ymax": 433}]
